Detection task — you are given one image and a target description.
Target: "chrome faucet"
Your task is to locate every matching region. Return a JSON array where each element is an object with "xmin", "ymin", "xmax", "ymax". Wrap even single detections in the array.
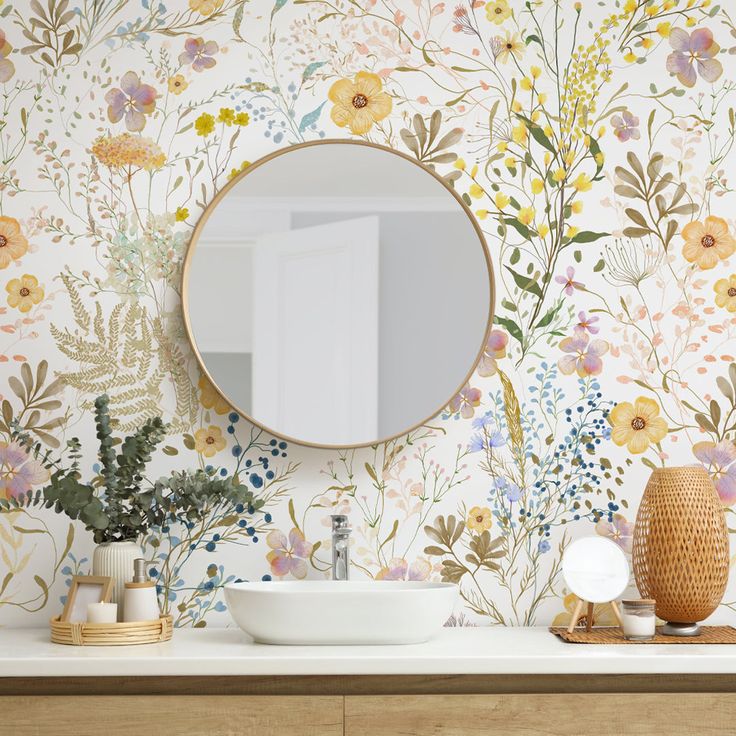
[{"xmin": 331, "ymin": 514, "xmax": 351, "ymax": 581}]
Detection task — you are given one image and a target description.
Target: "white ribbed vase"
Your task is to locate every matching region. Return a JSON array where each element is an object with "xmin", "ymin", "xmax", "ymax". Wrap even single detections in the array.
[{"xmin": 92, "ymin": 540, "xmax": 142, "ymax": 620}]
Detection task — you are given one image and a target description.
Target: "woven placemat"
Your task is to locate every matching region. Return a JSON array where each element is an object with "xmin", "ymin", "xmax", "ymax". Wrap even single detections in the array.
[{"xmin": 549, "ymin": 626, "xmax": 736, "ymax": 644}]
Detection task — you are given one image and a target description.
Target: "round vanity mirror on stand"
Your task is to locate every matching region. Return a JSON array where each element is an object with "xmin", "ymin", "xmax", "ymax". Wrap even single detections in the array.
[{"xmin": 182, "ymin": 140, "xmax": 495, "ymax": 448}]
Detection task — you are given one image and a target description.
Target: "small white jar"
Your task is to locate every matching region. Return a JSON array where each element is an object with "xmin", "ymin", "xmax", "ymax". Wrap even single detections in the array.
[{"xmin": 621, "ymin": 599, "xmax": 656, "ymax": 640}]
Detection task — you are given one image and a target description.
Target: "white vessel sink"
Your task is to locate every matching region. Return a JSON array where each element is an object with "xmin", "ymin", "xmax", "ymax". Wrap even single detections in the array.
[{"xmin": 224, "ymin": 580, "xmax": 458, "ymax": 645}]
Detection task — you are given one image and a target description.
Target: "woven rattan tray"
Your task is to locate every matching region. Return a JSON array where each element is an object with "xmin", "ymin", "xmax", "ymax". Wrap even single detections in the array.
[
  {"xmin": 50, "ymin": 614, "xmax": 173, "ymax": 646},
  {"xmin": 550, "ymin": 625, "xmax": 736, "ymax": 644}
]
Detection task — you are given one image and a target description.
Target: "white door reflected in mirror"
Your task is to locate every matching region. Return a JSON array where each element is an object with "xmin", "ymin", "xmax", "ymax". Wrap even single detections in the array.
[{"xmin": 183, "ymin": 141, "xmax": 494, "ymax": 448}]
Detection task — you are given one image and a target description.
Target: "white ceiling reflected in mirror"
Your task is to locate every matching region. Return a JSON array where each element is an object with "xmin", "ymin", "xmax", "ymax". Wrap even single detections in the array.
[{"xmin": 183, "ymin": 141, "xmax": 494, "ymax": 448}]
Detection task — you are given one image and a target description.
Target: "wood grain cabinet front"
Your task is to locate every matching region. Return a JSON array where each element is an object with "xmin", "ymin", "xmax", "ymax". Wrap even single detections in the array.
[
  {"xmin": 344, "ymin": 693, "xmax": 736, "ymax": 736},
  {"xmin": 0, "ymin": 695, "xmax": 344, "ymax": 736}
]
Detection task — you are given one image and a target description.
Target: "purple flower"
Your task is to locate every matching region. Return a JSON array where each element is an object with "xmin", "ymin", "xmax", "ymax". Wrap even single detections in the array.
[
  {"xmin": 472, "ymin": 412, "xmax": 494, "ymax": 430},
  {"xmin": 105, "ymin": 71, "xmax": 157, "ymax": 132},
  {"xmin": 666, "ymin": 27, "xmax": 723, "ymax": 88},
  {"xmin": 538, "ymin": 539, "xmax": 550, "ymax": 553},
  {"xmin": 693, "ymin": 440, "xmax": 736, "ymax": 505},
  {"xmin": 179, "ymin": 37, "xmax": 219, "ymax": 72},
  {"xmin": 555, "ymin": 266, "xmax": 584, "ymax": 296},
  {"xmin": 558, "ymin": 327, "xmax": 609, "ymax": 377},
  {"xmin": 376, "ymin": 557, "xmax": 431, "ymax": 581},
  {"xmin": 577, "ymin": 310, "xmax": 599, "ymax": 334},
  {"xmin": 493, "ymin": 477, "xmax": 522, "ymax": 503},
  {"xmin": 611, "ymin": 110, "xmax": 640, "ymax": 143},
  {"xmin": 595, "ymin": 513, "xmax": 634, "ymax": 553},
  {"xmin": 0, "ymin": 442, "xmax": 48, "ymax": 499}
]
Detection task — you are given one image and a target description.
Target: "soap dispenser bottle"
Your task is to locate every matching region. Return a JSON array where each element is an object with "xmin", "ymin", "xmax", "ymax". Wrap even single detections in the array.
[{"xmin": 123, "ymin": 558, "xmax": 161, "ymax": 622}]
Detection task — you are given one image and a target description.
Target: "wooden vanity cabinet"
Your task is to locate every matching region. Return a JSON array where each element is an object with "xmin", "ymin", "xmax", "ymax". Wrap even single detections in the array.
[{"xmin": 3, "ymin": 674, "xmax": 736, "ymax": 736}]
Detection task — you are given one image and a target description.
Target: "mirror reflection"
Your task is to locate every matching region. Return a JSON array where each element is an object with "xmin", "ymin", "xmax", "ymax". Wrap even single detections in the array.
[{"xmin": 185, "ymin": 142, "xmax": 493, "ymax": 447}]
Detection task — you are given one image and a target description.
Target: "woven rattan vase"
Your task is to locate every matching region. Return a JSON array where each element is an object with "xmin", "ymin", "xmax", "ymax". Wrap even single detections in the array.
[{"xmin": 632, "ymin": 466, "xmax": 729, "ymax": 636}]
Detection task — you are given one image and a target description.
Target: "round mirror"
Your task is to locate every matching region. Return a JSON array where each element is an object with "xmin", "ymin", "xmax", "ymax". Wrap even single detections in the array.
[
  {"xmin": 183, "ymin": 141, "xmax": 494, "ymax": 448},
  {"xmin": 562, "ymin": 537, "xmax": 629, "ymax": 604}
]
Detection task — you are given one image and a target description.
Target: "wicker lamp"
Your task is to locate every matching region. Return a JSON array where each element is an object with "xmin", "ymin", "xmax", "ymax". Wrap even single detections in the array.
[{"xmin": 632, "ymin": 466, "xmax": 729, "ymax": 636}]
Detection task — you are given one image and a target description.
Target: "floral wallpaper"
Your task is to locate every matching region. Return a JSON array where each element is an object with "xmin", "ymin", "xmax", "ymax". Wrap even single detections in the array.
[{"xmin": 0, "ymin": 0, "xmax": 735, "ymax": 629}]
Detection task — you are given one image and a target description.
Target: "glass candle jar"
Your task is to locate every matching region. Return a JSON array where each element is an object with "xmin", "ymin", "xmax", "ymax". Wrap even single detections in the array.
[{"xmin": 621, "ymin": 599, "xmax": 656, "ymax": 640}]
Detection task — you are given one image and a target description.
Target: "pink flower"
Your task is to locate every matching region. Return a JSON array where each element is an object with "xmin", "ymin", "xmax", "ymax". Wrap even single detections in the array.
[
  {"xmin": 576, "ymin": 310, "xmax": 599, "ymax": 334},
  {"xmin": 179, "ymin": 37, "xmax": 219, "ymax": 72},
  {"xmin": 555, "ymin": 266, "xmax": 584, "ymax": 296},
  {"xmin": 611, "ymin": 110, "xmax": 640, "ymax": 142},
  {"xmin": 693, "ymin": 440, "xmax": 736, "ymax": 505},
  {"xmin": 105, "ymin": 71, "xmax": 157, "ymax": 132},
  {"xmin": 266, "ymin": 528, "xmax": 313, "ymax": 579},
  {"xmin": 448, "ymin": 383, "xmax": 482, "ymax": 418},
  {"xmin": 376, "ymin": 557, "xmax": 431, "ymax": 581},
  {"xmin": 595, "ymin": 513, "xmax": 634, "ymax": 553},
  {"xmin": 666, "ymin": 27, "xmax": 722, "ymax": 88},
  {"xmin": 0, "ymin": 442, "xmax": 49, "ymax": 500},
  {"xmin": 558, "ymin": 327, "xmax": 608, "ymax": 377},
  {"xmin": 478, "ymin": 329, "xmax": 508, "ymax": 377}
]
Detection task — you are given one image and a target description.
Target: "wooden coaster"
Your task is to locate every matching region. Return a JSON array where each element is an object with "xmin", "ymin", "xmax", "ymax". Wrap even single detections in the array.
[{"xmin": 549, "ymin": 625, "xmax": 736, "ymax": 644}]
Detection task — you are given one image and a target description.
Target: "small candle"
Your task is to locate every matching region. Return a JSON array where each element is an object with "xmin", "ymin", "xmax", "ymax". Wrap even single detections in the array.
[
  {"xmin": 621, "ymin": 599, "xmax": 656, "ymax": 640},
  {"xmin": 87, "ymin": 602, "xmax": 118, "ymax": 624}
]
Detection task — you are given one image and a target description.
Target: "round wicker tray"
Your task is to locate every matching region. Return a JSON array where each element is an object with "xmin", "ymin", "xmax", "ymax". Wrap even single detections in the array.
[{"xmin": 50, "ymin": 614, "xmax": 173, "ymax": 646}]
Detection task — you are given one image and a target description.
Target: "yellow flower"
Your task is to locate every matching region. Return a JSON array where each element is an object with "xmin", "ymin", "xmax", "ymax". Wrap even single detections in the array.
[
  {"xmin": 520, "ymin": 77, "xmax": 532, "ymax": 91},
  {"xmin": 624, "ymin": 51, "xmax": 637, "ymax": 63},
  {"xmin": 511, "ymin": 122, "xmax": 527, "ymax": 145},
  {"xmin": 228, "ymin": 160, "xmax": 251, "ymax": 180},
  {"xmin": 714, "ymin": 275, "xmax": 736, "ymax": 312},
  {"xmin": 189, "ymin": 0, "xmax": 223, "ymax": 15},
  {"xmin": 217, "ymin": 107, "xmax": 236, "ymax": 125},
  {"xmin": 454, "ymin": 158, "xmax": 466, "ymax": 171},
  {"xmin": 467, "ymin": 506, "xmax": 493, "ymax": 532},
  {"xmin": 511, "ymin": 99, "xmax": 522, "ymax": 113},
  {"xmin": 168, "ymin": 74, "xmax": 188, "ymax": 95},
  {"xmin": 194, "ymin": 425, "xmax": 227, "ymax": 457},
  {"xmin": 657, "ymin": 22, "xmax": 671, "ymax": 37},
  {"xmin": 504, "ymin": 156, "xmax": 516, "ymax": 169},
  {"xmin": 475, "ymin": 209, "xmax": 489, "ymax": 220},
  {"xmin": 92, "ymin": 133, "xmax": 165, "ymax": 170},
  {"xmin": 485, "ymin": 0, "xmax": 511, "ymax": 25},
  {"xmin": 328, "ymin": 71, "xmax": 392, "ymax": 135},
  {"xmin": 175, "ymin": 207, "xmax": 189, "ymax": 222},
  {"xmin": 594, "ymin": 152, "xmax": 605, "ymax": 166},
  {"xmin": 530, "ymin": 65, "xmax": 541, "ymax": 79},
  {"xmin": 5, "ymin": 274, "xmax": 43, "ymax": 313},
  {"xmin": 623, "ymin": 0, "xmax": 637, "ymax": 13},
  {"xmin": 235, "ymin": 112, "xmax": 250, "ymax": 126},
  {"xmin": 0, "ymin": 217, "xmax": 28, "ymax": 269},
  {"xmin": 685, "ymin": 16, "xmax": 696, "ymax": 27},
  {"xmin": 195, "ymin": 112, "xmax": 215, "ymax": 136},
  {"xmin": 641, "ymin": 37, "xmax": 654, "ymax": 50},
  {"xmin": 571, "ymin": 200, "xmax": 583, "ymax": 214},
  {"xmin": 198, "ymin": 374, "xmax": 231, "ymax": 415},
  {"xmin": 609, "ymin": 397, "xmax": 668, "ymax": 454},
  {"xmin": 682, "ymin": 216, "xmax": 736, "ymax": 270},
  {"xmin": 538, "ymin": 92, "xmax": 548, "ymax": 104},
  {"xmin": 552, "ymin": 593, "xmax": 619, "ymax": 628},
  {"xmin": 518, "ymin": 206, "xmax": 535, "ymax": 226},
  {"xmin": 531, "ymin": 178, "xmax": 544, "ymax": 195},
  {"xmin": 566, "ymin": 226, "xmax": 579, "ymax": 238},
  {"xmin": 496, "ymin": 32, "xmax": 524, "ymax": 64},
  {"xmin": 572, "ymin": 173, "xmax": 592, "ymax": 192},
  {"xmin": 469, "ymin": 183, "xmax": 484, "ymax": 199},
  {"xmin": 496, "ymin": 141, "xmax": 508, "ymax": 153},
  {"xmin": 552, "ymin": 168, "xmax": 566, "ymax": 183},
  {"xmin": 538, "ymin": 223, "xmax": 550, "ymax": 238},
  {"xmin": 495, "ymin": 192, "xmax": 510, "ymax": 209},
  {"xmin": 645, "ymin": 3, "xmax": 659, "ymax": 16}
]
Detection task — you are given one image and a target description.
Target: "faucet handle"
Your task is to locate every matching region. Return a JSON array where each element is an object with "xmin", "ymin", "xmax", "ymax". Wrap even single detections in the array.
[{"xmin": 330, "ymin": 514, "xmax": 350, "ymax": 532}]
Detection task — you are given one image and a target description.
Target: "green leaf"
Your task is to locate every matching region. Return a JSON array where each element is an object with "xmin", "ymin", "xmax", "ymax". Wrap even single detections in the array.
[
  {"xmin": 298, "ymin": 102, "xmax": 325, "ymax": 133},
  {"xmin": 504, "ymin": 266, "xmax": 543, "ymax": 297},
  {"xmin": 503, "ymin": 217, "xmax": 530, "ymax": 240},
  {"xmin": 493, "ymin": 315, "xmax": 523, "ymax": 345},
  {"xmin": 570, "ymin": 230, "xmax": 608, "ymax": 244},
  {"xmin": 302, "ymin": 61, "xmax": 326, "ymax": 81}
]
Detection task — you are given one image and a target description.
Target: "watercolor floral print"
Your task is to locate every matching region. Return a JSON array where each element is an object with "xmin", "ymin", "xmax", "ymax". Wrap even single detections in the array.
[{"xmin": 0, "ymin": 0, "xmax": 735, "ymax": 628}]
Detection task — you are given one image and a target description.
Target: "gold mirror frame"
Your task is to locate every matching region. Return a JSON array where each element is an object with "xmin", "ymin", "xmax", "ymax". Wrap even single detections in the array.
[{"xmin": 181, "ymin": 139, "xmax": 496, "ymax": 450}]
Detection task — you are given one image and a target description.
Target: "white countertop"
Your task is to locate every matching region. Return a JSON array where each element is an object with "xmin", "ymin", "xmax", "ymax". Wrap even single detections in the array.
[{"xmin": 1, "ymin": 627, "xmax": 736, "ymax": 677}]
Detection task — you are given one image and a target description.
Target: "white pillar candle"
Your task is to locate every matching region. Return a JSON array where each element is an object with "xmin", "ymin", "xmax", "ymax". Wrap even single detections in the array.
[{"xmin": 87, "ymin": 602, "xmax": 118, "ymax": 624}]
